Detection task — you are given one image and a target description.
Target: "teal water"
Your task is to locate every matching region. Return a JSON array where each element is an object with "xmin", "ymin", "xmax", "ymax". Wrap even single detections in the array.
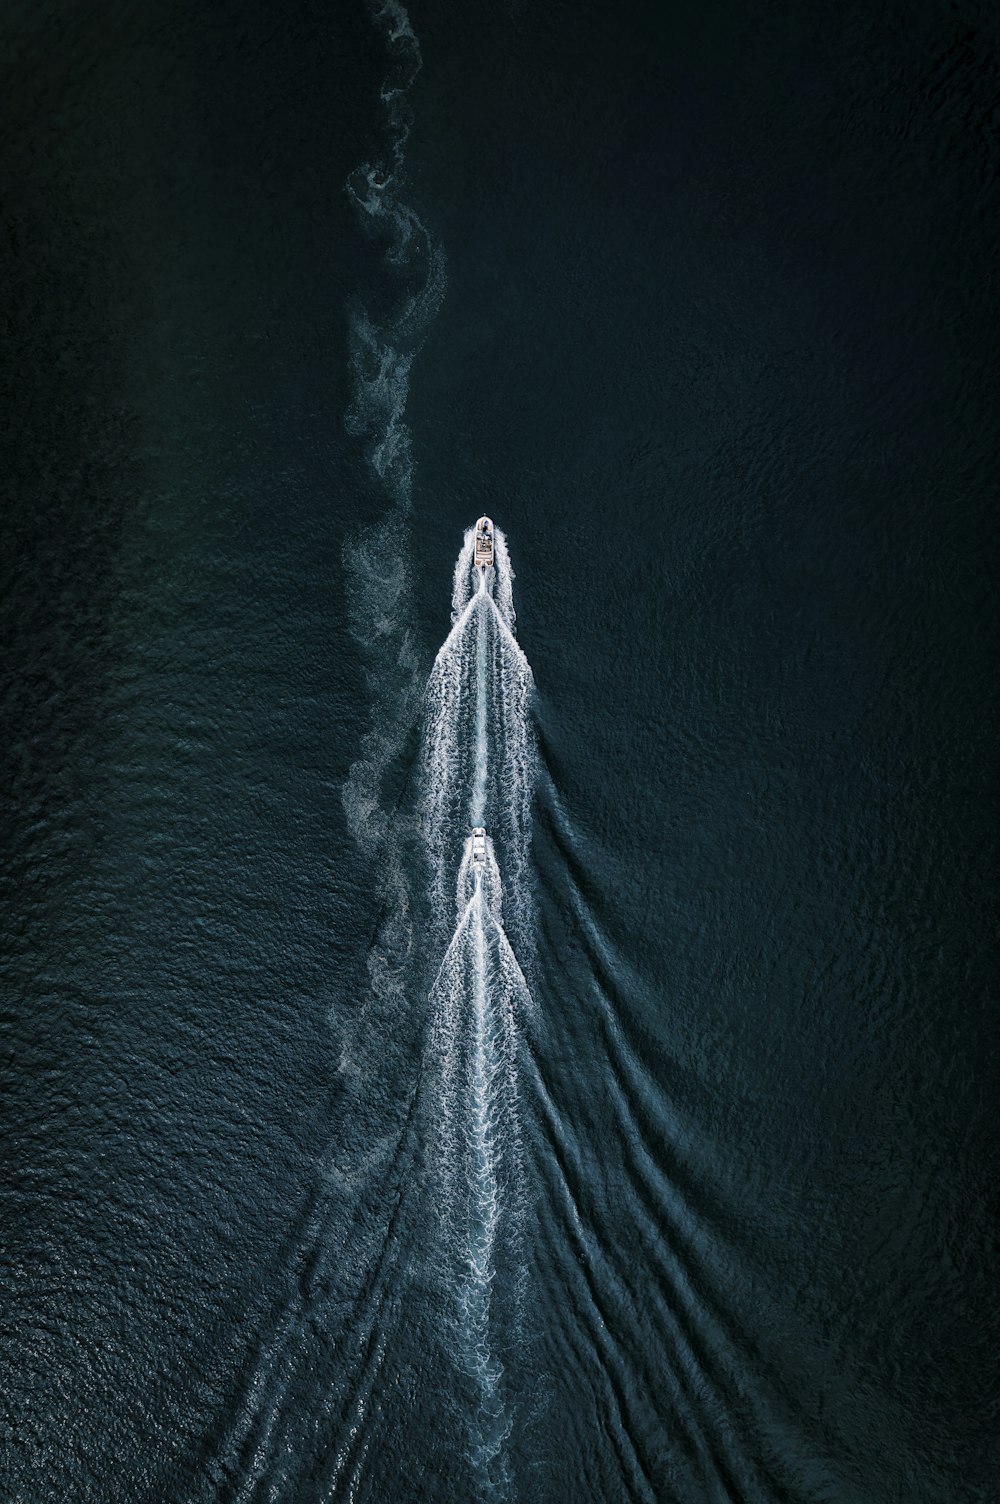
[{"xmin": 1, "ymin": 2, "xmax": 997, "ymax": 1501}]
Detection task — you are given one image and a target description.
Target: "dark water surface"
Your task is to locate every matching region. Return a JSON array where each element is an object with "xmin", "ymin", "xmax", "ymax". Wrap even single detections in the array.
[{"xmin": 2, "ymin": 2, "xmax": 997, "ymax": 1501}]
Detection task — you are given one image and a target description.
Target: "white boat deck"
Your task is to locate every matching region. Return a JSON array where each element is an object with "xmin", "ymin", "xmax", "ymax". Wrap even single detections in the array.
[{"xmin": 475, "ymin": 516, "xmax": 494, "ymax": 569}]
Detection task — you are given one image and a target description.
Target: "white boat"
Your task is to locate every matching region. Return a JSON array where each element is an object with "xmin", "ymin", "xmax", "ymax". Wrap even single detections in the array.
[
  {"xmin": 474, "ymin": 516, "xmax": 494, "ymax": 570},
  {"xmin": 471, "ymin": 827, "xmax": 486, "ymax": 864}
]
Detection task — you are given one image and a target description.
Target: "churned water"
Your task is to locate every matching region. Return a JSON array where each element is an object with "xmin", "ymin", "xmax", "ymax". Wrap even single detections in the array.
[{"xmin": 1, "ymin": 1, "xmax": 997, "ymax": 1501}]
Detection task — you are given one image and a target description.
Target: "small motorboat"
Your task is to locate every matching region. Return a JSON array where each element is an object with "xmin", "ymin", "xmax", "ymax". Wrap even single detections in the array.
[
  {"xmin": 474, "ymin": 516, "xmax": 494, "ymax": 570},
  {"xmin": 471, "ymin": 827, "xmax": 487, "ymax": 864}
]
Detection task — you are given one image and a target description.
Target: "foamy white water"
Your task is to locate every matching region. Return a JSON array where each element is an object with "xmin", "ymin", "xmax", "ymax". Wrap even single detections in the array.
[
  {"xmin": 420, "ymin": 530, "xmax": 537, "ymax": 1497},
  {"xmin": 422, "ymin": 529, "xmax": 536, "ymax": 957},
  {"xmin": 426, "ymin": 838, "xmax": 528, "ymax": 1494},
  {"xmin": 341, "ymin": 0, "xmax": 446, "ymax": 1044},
  {"xmin": 451, "ymin": 523, "xmax": 518, "ymax": 633}
]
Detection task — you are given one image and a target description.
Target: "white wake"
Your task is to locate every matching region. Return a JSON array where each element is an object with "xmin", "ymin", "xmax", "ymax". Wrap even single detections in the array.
[
  {"xmin": 420, "ymin": 528, "xmax": 537, "ymax": 1498},
  {"xmin": 422, "ymin": 527, "xmax": 536, "ymax": 959}
]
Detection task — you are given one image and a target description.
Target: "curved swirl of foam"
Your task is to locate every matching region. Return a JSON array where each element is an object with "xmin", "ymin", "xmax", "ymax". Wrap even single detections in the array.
[
  {"xmin": 341, "ymin": 1, "xmax": 445, "ymax": 1028},
  {"xmin": 343, "ymin": 1, "xmax": 445, "ymax": 513}
]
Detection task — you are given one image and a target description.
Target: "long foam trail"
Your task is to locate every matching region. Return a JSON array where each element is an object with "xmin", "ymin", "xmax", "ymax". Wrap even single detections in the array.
[
  {"xmin": 426, "ymin": 838, "xmax": 529, "ymax": 1496},
  {"xmin": 342, "ymin": 0, "xmax": 446, "ymax": 1034},
  {"xmin": 421, "ymin": 527, "xmax": 537, "ymax": 1499},
  {"xmin": 422, "ymin": 528, "xmax": 536, "ymax": 960}
]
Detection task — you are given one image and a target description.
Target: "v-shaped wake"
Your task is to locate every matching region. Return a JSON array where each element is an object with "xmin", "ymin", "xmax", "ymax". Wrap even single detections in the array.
[{"xmin": 420, "ymin": 521, "xmax": 536, "ymax": 1499}]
